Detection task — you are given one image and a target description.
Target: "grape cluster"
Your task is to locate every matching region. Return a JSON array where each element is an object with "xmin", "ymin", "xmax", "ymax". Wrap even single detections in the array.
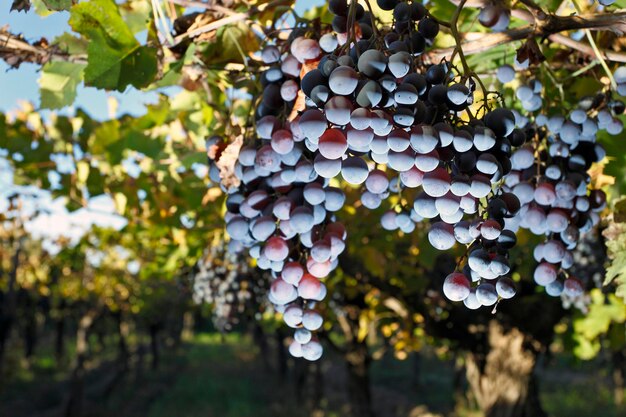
[
  {"xmin": 558, "ymin": 228, "xmax": 607, "ymax": 312},
  {"xmin": 298, "ymin": 1, "xmax": 534, "ymax": 311},
  {"xmin": 192, "ymin": 243, "xmax": 260, "ymax": 331},
  {"xmin": 213, "ymin": 32, "xmax": 357, "ymax": 361},
  {"xmin": 500, "ymin": 97, "xmax": 623, "ymax": 299},
  {"xmin": 210, "ymin": 0, "xmax": 624, "ymax": 359}
]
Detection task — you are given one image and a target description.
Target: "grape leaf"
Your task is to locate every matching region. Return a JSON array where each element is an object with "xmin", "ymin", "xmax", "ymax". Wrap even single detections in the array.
[
  {"xmin": 68, "ymin": 0, "xmax": 157, "ymax": 91},
  {"xmin": 202, "ymin": 23, "xmax": 259, "ymax": 65},
  {"xmin": 42, "ymin": 0, "xmax": 75, "ymax": 11},
  {"xmin": 573, "ymin": 290, "xmax": 626, "ymax": 359},
  {"xmin": 39, "ymin": 61, "xmax": 86, "ymax": 109},
  {"xmin": 603, "ymin": 220, "xmax": 626, "ymax": 302},
  {"xmin": 53, "ymin": 33, "xmax": 88, "ymax": 55},
  {"xmin": 119, "ymin": 0, "xmax": 152, "ymax": 34}
]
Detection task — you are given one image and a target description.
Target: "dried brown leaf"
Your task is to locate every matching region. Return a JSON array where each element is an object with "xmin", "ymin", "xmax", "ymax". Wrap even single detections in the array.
[
  {"xmin": 215, "ymin": 135, "xmax": 243, "ymax": 188},
  {"xmin": 516, "ymin": 38, "xmax": 545, "ymax": 66}
]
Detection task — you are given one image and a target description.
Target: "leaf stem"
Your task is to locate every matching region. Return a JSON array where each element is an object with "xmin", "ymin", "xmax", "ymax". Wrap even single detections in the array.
[{"xmin": 571, "ymin": 0, "xmax": 617, "ymax": 89}]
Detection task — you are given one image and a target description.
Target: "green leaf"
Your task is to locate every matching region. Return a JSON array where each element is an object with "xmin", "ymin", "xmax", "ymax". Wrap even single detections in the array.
[
  {"xmin": 202, "ymin": 23, "xmax": 259, "ymax": 65},
  {"xmin": 570, "ymin": 76, "xmax": 603, "ymax": 100},
  {"xmin": 114, "ymin": 192, "xmax": 128, "ymax": 214},
  {"xmin": 572, "ymin": 290, "xmax": 626, "ymax": 359},
  {"xmin": 53, "ymin": 33, "xmax": 88, "ymax": 55},
  {"xmin": 90, "ymin": 120, "xmax": 121, "ymax": 155},
  {"xmin": 39, "ymin": 61, "xmax": 86, "ymax": 109},
  {"xmin": 615, "ymin": 197, "xmax": 626, "ymax": 223},
  {"xmin": 69, "ymin": 0, "xmax": 157, "ymax": 91},
  {"xmin": 123, "ymin": 130, "xmax": 163, "ymax": 159},
  {"xmin": 119, "ymin": 0, "xmax": 152, "ymax": 34},
  {"xmin": 181, "ymin": 152, "xmax": 206, "ymax": 169},
  {"xmin": 604, "ymin": 222, "xmax": 626, "ymax": 302},
  {"xmin": 42, "ymin": 0, "xmax": 75, "ymax": 11}
]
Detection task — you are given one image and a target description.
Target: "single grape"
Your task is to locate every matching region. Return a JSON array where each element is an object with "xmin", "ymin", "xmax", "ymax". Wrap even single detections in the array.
[
  {"xmin": 476, "ymin": 283, "xmax": 498, "ymax": 306},
  {"xmin": 443, "ymin": 272, "xmax": 471, "ymax": 301}
]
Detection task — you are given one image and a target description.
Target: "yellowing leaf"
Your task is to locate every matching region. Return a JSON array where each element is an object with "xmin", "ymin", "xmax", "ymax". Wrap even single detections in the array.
[
  {"xmin": 114, "ymin": 192, "xmax": 127, "ymax": 214},
  {"xmin": 76, "ymin": 160, "xmax": 89, "ymax": 185}
]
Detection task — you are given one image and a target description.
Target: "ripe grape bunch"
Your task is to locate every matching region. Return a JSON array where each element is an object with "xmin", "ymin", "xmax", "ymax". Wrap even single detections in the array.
[
  {"xmin": 209, "ymin": 0, "xmax": 621, "ymax": 360},
  {"xmin": 499, "ymin": 81, "xmax": 623, "ymax": 301}
]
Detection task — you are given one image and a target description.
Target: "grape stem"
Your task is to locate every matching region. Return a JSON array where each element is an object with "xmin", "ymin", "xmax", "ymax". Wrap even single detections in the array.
[
  {"xmin": 565, "ymin": 59, "xmax": 599, "ymax": 80},
  {"xmin": 362, "ymin": 0, "xmax": 381, "ymax": 39},
  {"xmin": 582, "ymin": 31, "xmax": 617, "ymax": 88},
  {"xmin": 450, "ymin": 0, "xmax": 471, "ymax": 77},
  {"xmin": 547, "ymin": 33, "xmax": 626, "ymax": 64},
  {"xmin": 339, "ymin": 0, "xmax": 360, "ymax": 57}
]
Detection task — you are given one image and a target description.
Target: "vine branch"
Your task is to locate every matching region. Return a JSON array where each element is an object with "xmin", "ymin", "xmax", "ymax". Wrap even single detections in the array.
[
  {"xmin": 427, "ymin": 11, "xmax": 626, "ymax": 63},
  {"xmin": 0, "ymin": 29, "xmax": 85, "ymax": 67}
]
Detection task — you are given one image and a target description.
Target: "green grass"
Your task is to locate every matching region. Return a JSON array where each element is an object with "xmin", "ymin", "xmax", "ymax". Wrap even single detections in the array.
[
  {"xmin": 1, "ymin": 332, "xmax": 625, "ymax": 417},
  {"xmin": 147, "ymin": 333, "xmax": 281, "ymax": 417},
  {"xmin": 541, "ymin": 365, "xmax": 626, "ymax": 417}
]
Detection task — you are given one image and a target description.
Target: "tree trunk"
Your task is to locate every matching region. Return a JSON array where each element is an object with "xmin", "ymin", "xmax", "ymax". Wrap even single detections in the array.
[
  {"xmin": 465, "ymin": 322, "xmax": 546, "ymax": 417},
  {"xmin": 0, "ymin": 242, "xmax": 20, "ymax": 378},
  {"xmin": 23, "ymin": 312, "xmax": 37, "ymax": 360},
  {"xmin": 453, "ymin": 357, "xmax": 470, "ymax": 409},
  {"xmin": 180, "ymin": 311, "xmax": 194, "ymax": 343},
  {"xmin": 100, "ymin": 313, "xmax": 130, "ymax": 399},
  {"xmin": 149, "ymin": 323, "xmax": 160, "ymax": 370},
  {"xmin": 275, "ymin": 328, "xmax": 288, "ymax": 377},
  {"xmin": 252, "ymin": 321, "xmax": 271, "ymax": 371},
  {"xmin": 345, "ymin": 341, "xmax": 374, "ymax": 417},
  {"xmin": 23, "ymin": 292, "xmax": 37, "ymax": 360},
  {"xmin": 613, "ymin": 350, "xmax": 625, "ymax": 406},
  {"xmin": 312, "ymin": 359, "xmax": 324, "ymax": 411},
  {"xmin": 411, "ymin": 351, "xmax": 421, "ymax": 388},
  {"xmin": 65, "ymin": 309, "xmax": 97, "ymax": 417},
  {"xmin": 116, "ymin": 313, "xmax": 129, "ymax": 367},
  {"xmin": 55, "ymin": 313, "xmax": 65, "ymax": 363},
  {"xmin": 294, "ymin": 358, "xmax": 308, "ymax": 403}
]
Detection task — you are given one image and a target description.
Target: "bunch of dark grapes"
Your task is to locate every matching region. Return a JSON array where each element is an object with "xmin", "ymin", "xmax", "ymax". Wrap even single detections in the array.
[
  {"xmin": 300, "ymin": 0, "xmax": 532, "ymax": 310},
  {"xmin": 500, "ymin": 92, "xmax": 623, "ymax": 300},
  {"xmin": 563, "ymin": 228, "xmax": 608, "ymax": 312},
  {"xmin": 211, "ymin": 31, "xmax": 355, "ymax": 361},
  {"xmin": 192, "ymin": 243, "xmax": 263, "ymax": 331}
]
